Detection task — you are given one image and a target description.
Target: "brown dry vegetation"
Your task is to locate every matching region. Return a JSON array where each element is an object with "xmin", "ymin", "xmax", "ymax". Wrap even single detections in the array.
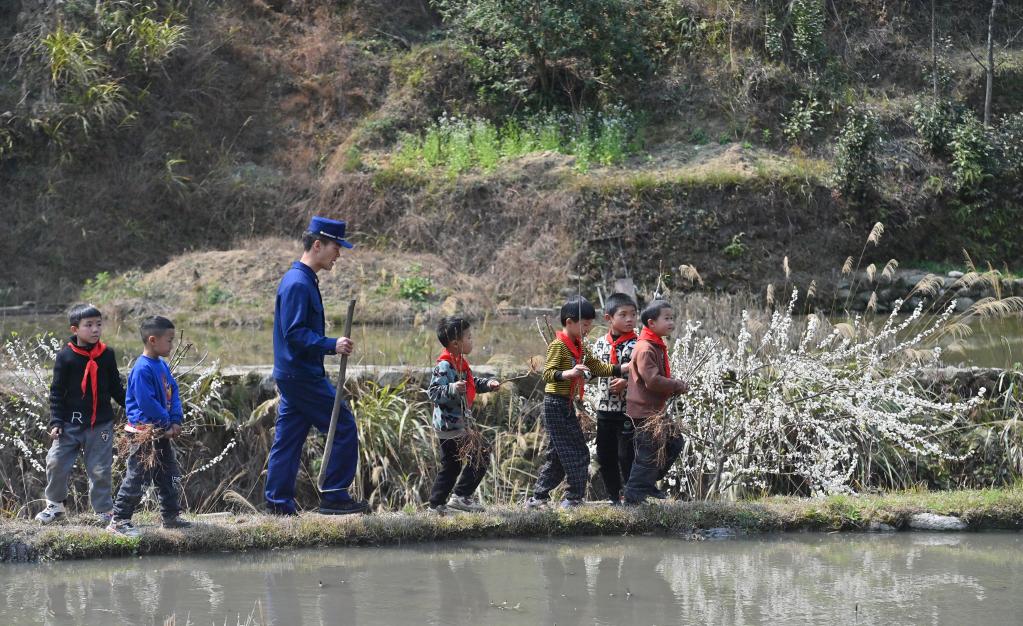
[
  {"xmin": 2, "ymin": 0, "xmax": 1022, "ymax": 309},
  {"xmin": 90, "ymin": 237, "xmax": 494, "ymax": 325}
]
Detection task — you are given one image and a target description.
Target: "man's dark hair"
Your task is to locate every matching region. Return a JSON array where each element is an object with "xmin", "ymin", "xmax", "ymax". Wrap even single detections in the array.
[
  {"xmin": 68, "ymin": 303, "xmax": 102, "ymax": 327},
  {"xmin": 139, "ymin": 315, "xmax": 175, "ymax": 343},
  {"xmin": 640, "ymin": 300, "xmax": 673, "ymax": 328},
  {"xmin": 560, "ymin": 297, "xmax": 596, "ymax": 326},
  {"xmin": 302, "ymin": 231, "xmax": 335, "ymax": 251},
  {"xmin": 436, "ymin": 316, "xmax": 471, "ymax": 347},
  {"xmin": 604, "ymin": 292, "xmax": 638, "ymax": 317}
]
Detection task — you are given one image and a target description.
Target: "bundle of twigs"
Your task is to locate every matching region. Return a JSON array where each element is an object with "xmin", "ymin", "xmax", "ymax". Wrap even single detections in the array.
[
  {"xmin": 453, "ymin": 368, "xmax": 489, "ymax": 469},
  {"xmin": 115, "ymin": 428, "xmax": 164, "ymax": 470},
  {"xmin": 632, "ymin": 409, "xmax": 684, "ymax": 469},
  {"xmin": 455, "ymin": 422, "xmax": 489, "ymax": 469}
]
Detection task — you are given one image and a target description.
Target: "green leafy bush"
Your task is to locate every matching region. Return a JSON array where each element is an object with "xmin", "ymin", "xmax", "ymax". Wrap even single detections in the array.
[
  {"xmin": 994, "ymin": 112, "xmax": 1023, "ymax": 175},
  {"xmin": 791, "ymin": 0, "xmax": 827, "ymax": 66},
  {"xmin": 832, "ymin": 108, "xmax": 880, "ymax": 200},
  {"xmin": 433, "ymin": 0, "xmax": 651, "ymax": 104},
  {"xmin": 783, "ymin": 93, "xmax": 828, "ymax": 143},
  {"xmin": 950, "ymin": 113, "xmax": 993, "ymax": 193},
  {"xmin": 911, "ymin": 98, "xmax": 964, "ymax": 157}
]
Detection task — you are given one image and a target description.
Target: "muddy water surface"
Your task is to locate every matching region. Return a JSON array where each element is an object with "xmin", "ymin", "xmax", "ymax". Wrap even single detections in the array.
[{"xmin": 1, "ymin": 533, "xmax": 1021, "ymax": 625}]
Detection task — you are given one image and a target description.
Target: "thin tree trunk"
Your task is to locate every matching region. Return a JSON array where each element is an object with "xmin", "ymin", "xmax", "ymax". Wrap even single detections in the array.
[
  {"xmin": 931, "ymin": 0, "xmax": 938, "ymax": 100},
  {"xmin": 984, "ymin": 0, "xmax": 1000, "ymax": 127}
]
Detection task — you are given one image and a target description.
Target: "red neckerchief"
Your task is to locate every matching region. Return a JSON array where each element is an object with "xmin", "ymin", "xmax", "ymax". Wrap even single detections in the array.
[
  {"xmin": 556, "ymin": 331, "xmax": 586, "ymax": 399},
  {"xmin": 638, "ymin": 327, "xmax": 670, "ymax": 378},
  {"xmin": 438, "ymin": 349, "xmax": 476, "ymax": 407},
  {"xmin": 605, "ymin": 330, "xmax": 637, "ymax": 365},
  {"xmin": 67, "ymin": 341, "xmax": 107, "ymax": 427}
]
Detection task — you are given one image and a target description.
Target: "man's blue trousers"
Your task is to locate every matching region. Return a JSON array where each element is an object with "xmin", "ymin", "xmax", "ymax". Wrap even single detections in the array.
[{"xmin": 265, "ymin": 376, "xmax": 358, "ymax": 513}]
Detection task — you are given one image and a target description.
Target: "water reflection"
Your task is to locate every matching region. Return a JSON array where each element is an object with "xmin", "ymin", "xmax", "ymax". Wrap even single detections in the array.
[{"xmin": 1, "ymin": 533, "xmax": 1021, "ymax": 625}]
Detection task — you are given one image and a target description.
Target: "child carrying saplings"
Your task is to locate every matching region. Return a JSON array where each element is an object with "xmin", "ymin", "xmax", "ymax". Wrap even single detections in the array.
[
  {"xmin": 427, "ymin": 317, "xmax": 501, "ymax": 513},
  {"xmin": 623, "ymin": 300, "xmax": 688, "ymax": 505},
  {"xmin": 37, "ymin": 304, "xmax": 126, "ymax": 524},
  {"xmin": 107, "ymin": 316, "xmax": 191, "ymax": 536},
  {"xmin": 527, "ymin": 297, "xmax": 627, "ymax": 509},
  {"xmin": 591, "ymin": 293, "xmax": 639, "ymax": 504}
]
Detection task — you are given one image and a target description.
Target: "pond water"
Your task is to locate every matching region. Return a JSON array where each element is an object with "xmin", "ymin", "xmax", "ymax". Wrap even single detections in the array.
[
  {"xmin": 1, "ymin": 533, "xmax": 1021, "ymax": 625},
  {"xmin": 4, "ymin": 314, "xmax": 1023, "ymax": 369}
]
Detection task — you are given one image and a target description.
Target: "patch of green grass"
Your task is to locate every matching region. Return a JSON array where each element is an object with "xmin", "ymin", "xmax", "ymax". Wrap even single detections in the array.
[{"xmin": 393, "ymin": 107, "xmax": 641, "ymax": 175}]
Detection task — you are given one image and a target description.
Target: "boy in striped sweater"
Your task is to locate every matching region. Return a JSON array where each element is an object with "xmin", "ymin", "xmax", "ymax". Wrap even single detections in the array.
[{"xmin": 527, "ymin": 297, "xmax": 628, "ymax": 509}]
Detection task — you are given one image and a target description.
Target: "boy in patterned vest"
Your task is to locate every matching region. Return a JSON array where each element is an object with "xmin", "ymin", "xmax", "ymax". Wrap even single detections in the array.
[
  {"xmin": 527, "ymin": 297, "xmax": 628, "ymax": 509},
  {"xmin": 590, "ymin": 293, "xmax": 639, "ymax": 504}
]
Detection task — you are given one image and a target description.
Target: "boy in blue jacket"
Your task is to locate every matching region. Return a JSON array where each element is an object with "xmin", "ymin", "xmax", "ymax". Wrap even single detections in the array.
[{"xmin": 107, "ymin": 316, "xmax": 191, "ymax": 537}]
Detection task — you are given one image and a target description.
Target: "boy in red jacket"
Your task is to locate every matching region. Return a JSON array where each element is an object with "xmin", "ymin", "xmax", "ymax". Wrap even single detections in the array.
[{"xmin": 623, "ymin": 300, "xmax": 687, "ymax": 505}]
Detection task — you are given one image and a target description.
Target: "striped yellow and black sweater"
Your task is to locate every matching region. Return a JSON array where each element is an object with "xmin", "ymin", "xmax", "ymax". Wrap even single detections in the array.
[{"xmin": 542, "ymin": 338, "xmax": 620, "ymax": 397}]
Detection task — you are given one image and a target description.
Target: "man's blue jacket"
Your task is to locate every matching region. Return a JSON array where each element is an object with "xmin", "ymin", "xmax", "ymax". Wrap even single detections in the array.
[{"xmin": 272, "ymin": 261, "xmax": 337, "ymax": 380}]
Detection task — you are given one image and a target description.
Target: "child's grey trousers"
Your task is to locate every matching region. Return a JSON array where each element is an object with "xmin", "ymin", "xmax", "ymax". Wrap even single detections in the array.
[{"xmin": 43, "ymin": 421, "xmax": 115, "ymax": 513}]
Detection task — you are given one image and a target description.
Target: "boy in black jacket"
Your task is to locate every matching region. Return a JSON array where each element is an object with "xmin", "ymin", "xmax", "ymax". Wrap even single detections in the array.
[{"xmin": 36, "ymin": 304, "xmax": 126, "ymax": 524}]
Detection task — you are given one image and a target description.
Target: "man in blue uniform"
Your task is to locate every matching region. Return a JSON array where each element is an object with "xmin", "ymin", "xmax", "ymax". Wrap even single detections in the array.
[{"xmin": 265, "ymin": 216, "xmax": 368, "ymax": 515}]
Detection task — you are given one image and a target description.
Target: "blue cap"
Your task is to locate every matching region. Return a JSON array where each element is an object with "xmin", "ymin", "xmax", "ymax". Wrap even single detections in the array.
[{"xmin": 307, "ymin": 216, "xmax": 354, "ymax": 249}]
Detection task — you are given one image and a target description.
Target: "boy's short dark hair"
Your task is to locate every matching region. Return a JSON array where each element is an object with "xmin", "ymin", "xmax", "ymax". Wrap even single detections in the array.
[
  {"xmin": 437, "ymin": 316, "xmax": 471, "ymax": 347},
  {"xmin": 604, "ymin": 292, "xmax": 638, "ymax": 317},
  {"xmin": 68, "ymin": 303, "xmax": 102, "ymax": 327},
  {"xmin": 560, "ymin": 297, "xmax": 596, "ymax": 326},
  {"xmin": 640, "ymin": 300, "xmax": 673, "ymax": 327},
  {"xmin": 139, "ymin": 316, "xmax": 175, "ymax": 343},
  {"xmin": 302, "ymin": 231, "xmax": 335, "ymax": 251}
]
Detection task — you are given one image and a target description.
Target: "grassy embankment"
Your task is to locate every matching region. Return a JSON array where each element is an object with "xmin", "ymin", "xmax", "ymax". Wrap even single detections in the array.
[{"xmin": 3, "ymin": 487, "xmax": 1021, "ymax": 563}]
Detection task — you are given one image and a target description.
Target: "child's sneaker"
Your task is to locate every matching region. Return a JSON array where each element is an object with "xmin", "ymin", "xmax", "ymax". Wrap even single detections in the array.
[
  {"xmin": 560, "ymin": 498, "xmax": 585, "ymax": 509},
  {"xmin": 106, "ymin": 519, "xmax": 140, "ymax": 538},
  {"xmin": 34, "ymin": 501, "xmax": 66, "ymax": 525},
  {"xmin": 428, "ymin": 503, "xmax": 448, "ymax": 516},
  {"xmin": 97, "ymin": 511, "xmax": 114, "ymax": 524},
  {"xmin": 162, "ymin": 516, "xmax": 193, "ymax": 529},
  {"xmin": 525, "ymin": 496, "xmax": 549, "ymax": 510},
  {"xmin": 446, "ymin": 495, "xmax": 485, "ymax": 513}
]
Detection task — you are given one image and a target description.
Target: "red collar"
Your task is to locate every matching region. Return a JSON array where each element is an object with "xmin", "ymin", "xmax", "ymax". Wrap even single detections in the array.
[
  {"xmin": 638, "ymin": 327, "xmax": 670, "ymax": 378},
  {"xmin": 67, "ymin": 341, "xmax": 107, "ymax": 426}
]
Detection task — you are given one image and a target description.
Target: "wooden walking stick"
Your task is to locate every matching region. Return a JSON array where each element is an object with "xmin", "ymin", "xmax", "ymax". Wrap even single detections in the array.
[{"xmin": 318, "ymin": 298, "xmax": 357, "ymax": 492}]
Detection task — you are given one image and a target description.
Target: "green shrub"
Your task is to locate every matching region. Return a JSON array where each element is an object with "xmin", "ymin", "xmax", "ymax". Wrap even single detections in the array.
[
  {"xmin": 791, "ymin": 0, "xmax": 827, "ymax": 66},
  {"xmin": 433, "ymin": 0, "xmax": 651, "ymax": 104},
  {"xmin": 832, "ymin": 108, "xmax": 880, "ymax": 200},
  {"xmin": 950, "ymin": 113, "xmax": 993, "ymax": 193},
  {"xmin": 398, "ymin": 267, "xmax": 435, "ymax": 303},
  {"xmin": 783, "ymin": 94, "xmax": 828, "ymax": 143},
  {"xmin": 911, "ymin": 98, "xmax": 964, "ymax": 157},
  {"xmin": 994, "ymin": 112, "xmax": 1023, "ymax": 175},
  {"xmin": 763, "ymin": 11, "xmax": 784, "ymax": 59}
]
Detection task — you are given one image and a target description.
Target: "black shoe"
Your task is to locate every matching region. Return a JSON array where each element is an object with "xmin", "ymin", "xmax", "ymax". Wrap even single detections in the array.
[
  {"xmin": 265, "ymin": 504, "xmax": 298, "ymax": 516},
  {"xmin": 318, "ymin": 500, "xmax": 369, "ymax": 515},
  {"xmin": 162, "ymin": 516, "xmax": 193, "ymax": 529},
  {"xmin": 650, "ymin": 489, "xmax": 668, "ymax": 500}
]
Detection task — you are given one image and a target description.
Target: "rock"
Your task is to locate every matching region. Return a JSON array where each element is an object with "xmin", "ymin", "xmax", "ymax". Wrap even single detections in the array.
[
  {"xmin": 867, "ymin": 520, "xmax": 896, "ymax": 532},
  {"xmin": 700, "ymin": 527, "xmax": 736, "ymax": 540},
  {"xmin": 954, "ymin": 297, "xmax": 975, "ymax": 313},
  {"xmin": 948, "ymin": 270, "xmax": 964, "ymax": 278},
  {"xmin": 908, "ymin": 513, "xmax": 967, "ymax": 531}
]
